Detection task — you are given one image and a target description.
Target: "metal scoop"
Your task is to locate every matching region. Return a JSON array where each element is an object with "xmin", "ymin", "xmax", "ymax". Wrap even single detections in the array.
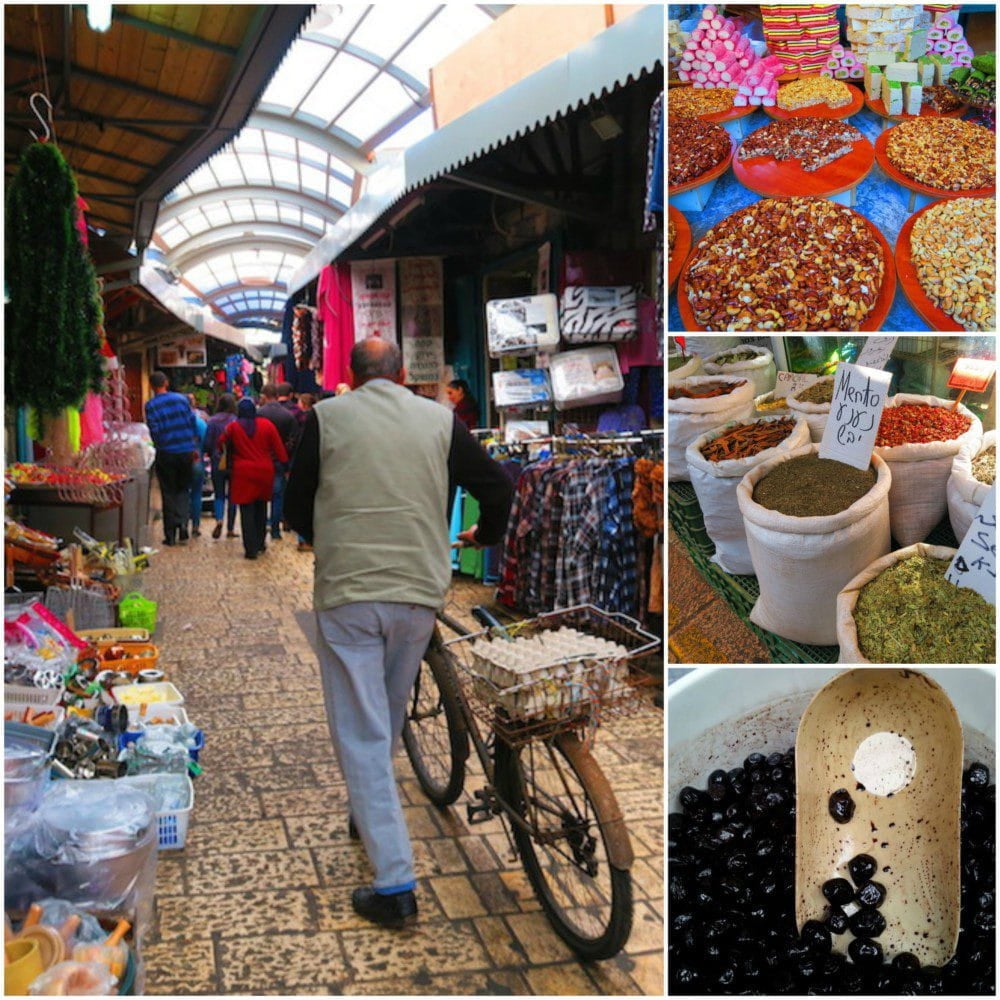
[{"xmin": 795, "ymin": 668, "xmax": 963, "ymax": 966}]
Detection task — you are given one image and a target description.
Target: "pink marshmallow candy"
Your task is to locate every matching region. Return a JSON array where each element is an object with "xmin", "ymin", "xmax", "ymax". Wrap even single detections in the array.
[{"xmin": 733, "ymin": 92, "xmax": 749, "ymax": 106}]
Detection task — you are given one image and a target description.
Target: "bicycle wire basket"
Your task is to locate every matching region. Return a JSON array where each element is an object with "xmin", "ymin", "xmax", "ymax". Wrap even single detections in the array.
[{"xmin": 444, "ymin": 604, "xmax": 660, "ymax": 745}]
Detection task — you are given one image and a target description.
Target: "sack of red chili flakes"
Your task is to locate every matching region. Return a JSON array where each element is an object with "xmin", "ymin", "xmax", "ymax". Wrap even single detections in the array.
[{"xmin": 873, "ymin": 394, "xmax": 983, "ymax": 547}]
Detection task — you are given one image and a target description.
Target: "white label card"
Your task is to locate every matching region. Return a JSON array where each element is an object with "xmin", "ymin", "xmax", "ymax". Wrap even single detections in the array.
[
  {"xmin": 817, "ymin": 363, "xmax": 892, "ymax": 471},
  {"xmin": 856, "ymin": 337, "xmax": 898, "ymax": 370},
  {"xmin": 946, "ymin": 486, "xmax": 996, "ymax": 605},
  {"xmin": 772, "ymin": 371, "xmax": 820, "ymax": 399}
]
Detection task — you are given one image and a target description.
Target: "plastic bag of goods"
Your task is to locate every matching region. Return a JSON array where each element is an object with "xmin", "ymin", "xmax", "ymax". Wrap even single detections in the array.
[
  {"xmin": 559, "ymin": 285, "xmax": 639, "ymax": 343},
  {"xmin": 485, "ymin": 294, "xmax": 560, "ymax": 357},
  {"xmin": 786, "ymin": 377, "xmax": 834, "ymax": 443},
  {"xmin": 947, "ymin": 430, "xmax": 995, "ymax": 543},
  {"xmin": 679, "ymin": 336, "xmax": 739, "ymax": 358},
  {"xmin": 703, "ymin": 343, "xmax": 777, "ymax": 397},
  {"xmin": 686, "ymin": 414, "xmax": 811, "ymax": 575},
  {"xmin": 667, "ymin": 375, "xmax": 755, "ymax": 482},
  {"xmin": 549, "ymin": 346, "xmax": 624, "ymax": 411},
  {"xmin": 873, "ymin": 394, "xmax": 982, "ymax": 547},
  {"xmin": 28, "ymin": 961, "xmax": 118, "ymax": 996},
  {"xmin": 491, "ymin": 369, "xmax": 552, "ymax": 409},
  {"xmin": 837, "ymin": 544, "xmax": 996, "ymax": 664},
  {"xmin": 735, "ymin": 444, "xmax": 892, "ymax": 645},
  {"xmin": 667, "ymin": 352, "xmax": 702, "ymax": 384}
]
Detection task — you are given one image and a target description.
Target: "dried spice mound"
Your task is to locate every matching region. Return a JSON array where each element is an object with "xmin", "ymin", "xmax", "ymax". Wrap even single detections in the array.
[
  {"xmin": 794, "ymin": 379, "xmax": 834, "ymax": 404},
  {"xmin": 701, "ymin": 418, "xmax": 796, "ymax": 462},
  {"xmin": 855, "ymin": 556, "xmax": 996, "ymax": 664},
  {"xmin": 667, "ymin": 354, "xmax": 689, "ymax": 372},
  {"xmin": 972, "ymin": 446, "xmax": 996, "ymax": 485},
  {"xmin": 711, "ymin": 350, "xmax": 758, "ymax": 366},
  {"xmin": 876, "ymin": 404, "xmax": 972, "ymax": 447},
  {"xmin": 752, "ymin": 455, "xmax": 875, "ymax": 517}
]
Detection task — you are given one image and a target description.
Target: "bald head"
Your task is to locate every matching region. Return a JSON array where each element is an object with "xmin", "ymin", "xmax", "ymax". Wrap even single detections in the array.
[{"xmin": 350, "ymin": 338, "xmax": 405, "ymax": 387}]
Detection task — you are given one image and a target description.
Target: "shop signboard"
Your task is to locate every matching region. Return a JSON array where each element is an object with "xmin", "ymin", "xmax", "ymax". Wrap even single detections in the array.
[
  {"xmin": 399, "ymin": 257, "xmax": 444, "ymax": 385},
  {"xmin": 350, "ymin": 259, "xmax": 398, "ymax": 343},
  {"xmin": 947, "ymin": 357, "xmax": 995, "ymax": 394},
  {"xmin": 946, "ymin": 485, "xmax": 996, "ymax": 605},
  {"xmin": 855, "ymin": 336, "xmax": 897, "ymax": 370},
  {"xmin": 817, "ymin": 362, "xmax": 891, "ymax": 472},
  {"xmin": 772, "ymin": 371, "xmax": 819, "ymax": 399},
  {"xmin": 157, "ymin": 336, "xmax": 207, "ymax": 367}
]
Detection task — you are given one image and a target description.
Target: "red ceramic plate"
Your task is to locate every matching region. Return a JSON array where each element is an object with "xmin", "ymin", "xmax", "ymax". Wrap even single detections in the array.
[
  {"xmin": 765, "ymin": 82, "xmax": 865, "ymax": 120},
  {"xmin": 668, "ymin": 205, "xmax": 691, "ymax": 294},
  {"xmin": 667, "ymin": 134, "xmax": 738, "ymax": 195},
  {"xmin": 733, "ymin": 135, "xmax": 874, "ymax": 199},
  {"xmin": 873, "ymin": 127, "xmax": 996, "ymax": 200},
  {"xmin": 676, "ymin": 205, "xmax": 896, "ymax": 332},
  {"xmin": 865, "ymin": 93, "xmax": 969, "ymax": 122},
  {"xmin": 667, "ymin": 85, "xmax": 758, "ymax": 123},
  {"xmin": 895, "ymin": 199, "xmax": 987, "ymax": 332}
]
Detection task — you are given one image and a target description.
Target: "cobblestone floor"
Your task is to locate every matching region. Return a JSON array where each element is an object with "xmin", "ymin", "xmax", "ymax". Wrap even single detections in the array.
[{"xmin": 140, "ymin": 528, "xmax": 664, "ymax": 994}]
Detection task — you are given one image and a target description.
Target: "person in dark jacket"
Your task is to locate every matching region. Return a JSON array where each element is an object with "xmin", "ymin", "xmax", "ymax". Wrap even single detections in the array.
[
  {"xmin": 203, "ymin": 394, "xmax": 238, "ymax": 540},
  {"xmin": 257, "ymin": 383, "xmax": 299, "ymax": 541},
  {"xmin": 285, "ymin": 339, "xmax": 512, "ymax": 930},
  {"xmin": 445, "ymin": 379, "xmax": 478, "ymax": 430}
]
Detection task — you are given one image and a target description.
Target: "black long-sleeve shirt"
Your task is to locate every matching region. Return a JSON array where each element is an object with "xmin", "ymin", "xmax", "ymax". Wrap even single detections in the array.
[{"xmin": 285, "ymin": 409, "xmax": 514, "ymax": 547}]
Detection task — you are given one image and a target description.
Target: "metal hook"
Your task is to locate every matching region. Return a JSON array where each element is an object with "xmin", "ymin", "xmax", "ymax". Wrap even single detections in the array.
[{"xmin": 29, "ymin": 92, "xmax": 53, "ymax": 143}]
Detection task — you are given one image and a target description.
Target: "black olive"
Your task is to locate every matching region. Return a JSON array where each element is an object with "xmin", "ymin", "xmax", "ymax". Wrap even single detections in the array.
[
  {"xmin": 828, "ymin": 788, "xmax": 855, "ymax": 824},
  {"xmin": 725, "ymin": 851, "xmax": 750, "ymax": 876},
  {"xmin": 892, "ymin": 952, "xmax": 921, "ymax": 973},
  {"xmin": 672, "ymin": 965, "xmax": 699, "ymax": 988},
  {"xmin": 671, "ymin": 910, "xmax": 695, "ymax": 933},
  {"xmin": 825, "ymin": 907, "xmax": 849, "ymax": 935},
  {"xmin": 973, "ymin": 909, "xmax": 995, "ymax": 933},
  {"xmin": 693, "ymin": 865, "xmax": 713, "ymax": 888},
  {"xmin": 744, "ymin": 752, "xmax": 766, "ymax": 771},
  {"xmin": 801, "ymin": 920, "xmax": 832, "ymax": 954},
  {"xmin": 766, "ymin": 751, "xmax": 784, "ymax": 768},
  {"xmin": 679, "ymin": 785, "xmax": 707, "ymax": 810},
  {"xmin": 822, "ymin": 878, "xmax": 855, "ymax": 905},
  {"xmin": 849, "ymin": 907, "xmax": 886, "ymax": 938},
  {"xmin": 965, "ymin": 762, "xmax": 990, "ymax": 788},
  {"xmin": 821, "ymin": 953, "xmax": 846, "ymax": 977},
  {"xmin": 847, "ymin": 937, "xmax": 883, "ymax": 965},
  {"xmin": 668, "ymin": 812, "xmax": 684, "ymax": 839},
  {"xmin": 755, "ymin": 837, "xmax": 777, "ymax": 861},
  {"xmin": 708, "ymin": 768, "xmax": 730, "ymax": 801},
  {"xmin": 716, "ymin": 964, "xmax": 738, "ymax": 987},
  {"xmin": 855, "ymin": 881, "xmax": 887, "ymax": 908},
  {"xmin": 764, "ymin": 789, "xmax": 786, "ymax": 811},
  {"xmin": 847, "ymin": 853, "xmax": 878, "ymax": 885}
]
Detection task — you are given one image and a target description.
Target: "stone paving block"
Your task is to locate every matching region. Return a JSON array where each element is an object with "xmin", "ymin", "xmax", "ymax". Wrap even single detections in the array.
[
  {"xmin": 185, "ymin": 848, "xmax": 319, "ymax": 894},
  {"xmin": 585, "ymin": 953, "xmax": 645, "ymax": 995},
  {"xmin": 497, "ymin": 868, "xmax": 543, "ymax": 912},
  {"xmin": 628, "ymin": 856, "xmax": 664, "ymax": 901},
  {"xmin": 284, "ymin": 810, "xmax": 357, "ymax": 848},
  {"xmin": 260, "ymin": 785, "xmax": 348, "ymax": 820},
  {"xmin": 150, "ymin": 854, "xmax": 187, "ymax": 897},
  {"xmin": 504, "ymin": 912, "xmax": 576, "ymax": 965},
  {"xmin": 142, "ymin": 936, "xmax": 217, "ymax": 994},
  {"xmin": 339, "ymin": 921, "xmax": 490, "ymax": 979},
  {"xmin": 624, "ymin": 901, "xmax": 663, "ymax": 954},
  {"xmin": 472, "ymin": 915, "xmax": 529, "ymax": 967},
  {"xmin": 403, "ymin": 804, "xmax": 443, "ymax": 839},
  {"xmin": 189, "ymin": 791, "xmax": 263, "ymax": 826},
  {"xmin": 218, "ymin": 932, "xmax": 350, "ymax": 992},
  {"xmin": 525, "ymin": 961, "xmax": 599, "ymax": 995},
  {"xmin": 236, "ymin": 762, "xmax": 317, "ymax": 792},
  {"xmin": 311, "ymin": 843, "xmax": 376, "ymax": 889},
  {"xmin": 457, "ymin": 834, "xmax": 502, "ymax": 873},
  {"xmin": 469, "ymin": 872, "xmax": 523, "ymax": 916},
  {"xmin": 429, "ymin": 873, "xmax": 488, "ymax": 919},
  {"xmin": 413, "ymin": 836, "xmax": 470, "ymax": 876},
  {"xmin": 182, "ymin": 817, "xmax": 287, "ymax": 855},
  {"xmin": 630, "ymin": 949, "xmax": 665, "ymax": 995},
  {"xmin": 154, "ymin": 890, "xmax": 313, "ymax": 941},
  {"xmin": 344, "ymin": 969, "xmax": 532, "ymax": 995}
]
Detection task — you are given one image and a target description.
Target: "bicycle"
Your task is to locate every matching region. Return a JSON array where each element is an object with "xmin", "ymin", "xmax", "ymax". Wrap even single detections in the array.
[{"xmin": 401, "ymin": 602, "xmax": 660, "ymax": 960}]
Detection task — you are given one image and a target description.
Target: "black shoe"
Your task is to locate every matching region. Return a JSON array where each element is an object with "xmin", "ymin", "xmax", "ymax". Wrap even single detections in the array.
[
  {"xmin": 244, "ymin": 552, "xmax": 258, "ymax": 560},
  {"xmin": 226, "ymin": 531, "xmax": 238, "ymax": 538},
  {"xmin": 271, "ymin": 530, "xmax": 282, "ymax": 541},
  {"xmin": 192, "ymin": 528, "xmax": 201, "ymax": 538},
  {"xmin": 212, "ymin": 523, "xmax": 223, "ymax": 540},
  {"xmin": 348, "ymin": 816, "xmax": 360, "ymax": 841},
  {"xmin": 351, "ymin": 887, "xmax": 417, "ymax": 929},
  {"xmin": 162, "ymin": 537, "xmax": 175, "ymax": 547}
]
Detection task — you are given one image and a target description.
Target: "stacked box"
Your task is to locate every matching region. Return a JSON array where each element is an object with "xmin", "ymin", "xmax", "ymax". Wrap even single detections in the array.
[
  {"xmin": 761, "ymin": 4, "xmax": 839, "ymax": 74},
  {"xmin": 903, "ymin": 81, "xmax": 923, "ymax": 115},
  {"xmin": 881, "ymin": 76, "xmax": 903, "ymax": 114}
]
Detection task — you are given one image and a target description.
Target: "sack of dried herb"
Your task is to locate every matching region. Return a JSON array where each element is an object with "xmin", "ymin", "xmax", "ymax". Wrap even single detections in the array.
[
  {"xmin": 873, "ymin": 394, "xmax": 983, "ymax": 548},
  {"xmin": 667, "ymin": 352, "xmax": 703, "ymax": 383},
  {"xmin": 947, "ymin": 431, "xmax": 996, "ymax": 544},
  {"xmin": 786, "ymin": 378, "xmax": 835, "ymax": 443},
  {"xmin": 667, "ymin": 375, "xmax": 756, "ymax": 482},
  {"xmin": 686, "ymin": 415, "xmax": 811, "ymax": 574},
  {"xmin": 703, "ymin": 343, "xmax": 777, "ymax": 398},
  {"xmin": 837, "ymin": 545, "xmax": 996, "ymax": 664},
  {"xmin": 735, "ymin": 444, "xmax": 892, "ymax": 645}
]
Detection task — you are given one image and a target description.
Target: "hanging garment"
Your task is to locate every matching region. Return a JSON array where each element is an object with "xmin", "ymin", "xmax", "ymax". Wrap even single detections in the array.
[
  {"xmin": 317, "ymin": 264, "xmax": 355, "ymax": 391},
  {"xmin": 292, "ymin": 305, "xmax": 314, "ymax": 370},
  {"xmin": 643, "ymin": 91, "xmax": 664, "ymax": 232}
]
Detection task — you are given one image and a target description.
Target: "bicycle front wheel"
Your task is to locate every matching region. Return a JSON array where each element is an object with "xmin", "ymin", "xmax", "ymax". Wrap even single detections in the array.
[
  {"xmin": 402, "ymin": 629, "xmax": 468, "ymax": 807},
  {"xmin": 495, "ymin": 731, "xmax": 634, "ymax": 960}
]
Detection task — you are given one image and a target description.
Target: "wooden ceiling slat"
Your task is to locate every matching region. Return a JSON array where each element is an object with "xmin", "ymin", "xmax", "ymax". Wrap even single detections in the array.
[
  {"xmin": 93, "ymin": 18, "xmax": 124, "ymax": 80},
  {"xmin": 136, "ymin": 30, "xmax": 170, "ymax": 92},
  {"xmin": 217, "ymin": 6, "xmax": 258, "ymax": 50},
  {"xmin": 170, "ymin": 6, "xmax": 205, "ymax": 36},
  {"xmin": 195, "ymin": 6, "xmax": 242, "ymax": 49}
]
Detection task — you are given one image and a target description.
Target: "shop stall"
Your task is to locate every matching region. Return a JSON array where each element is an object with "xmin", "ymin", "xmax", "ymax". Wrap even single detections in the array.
[
  {"xmin": 668, "ymin": 3, "xmax": 996, "ymax": 332},
  {"xmin": 667, "ymin": 335, "xmax": 996, "ymax": 664}
]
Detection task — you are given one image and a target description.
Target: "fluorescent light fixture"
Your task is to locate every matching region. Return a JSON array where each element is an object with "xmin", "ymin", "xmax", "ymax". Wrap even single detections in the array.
[
  {"xmin": 589, "ymin": 111, "xmax": 623, "ymax": 141},
  {"xmin": 87, "ymin": 2, "xmax": 113, "ymax": 32}
]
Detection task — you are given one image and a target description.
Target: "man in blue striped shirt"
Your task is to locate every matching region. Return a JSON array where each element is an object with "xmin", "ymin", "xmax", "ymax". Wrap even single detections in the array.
[{"xmin": 145, "ymin": 371, "xmax": 199, "ymax": 546}]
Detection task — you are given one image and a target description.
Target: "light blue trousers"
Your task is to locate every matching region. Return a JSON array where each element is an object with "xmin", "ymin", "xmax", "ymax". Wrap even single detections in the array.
[{"xmin": 315, "ymin": 601, "xmax": 437, "ymax": 893}]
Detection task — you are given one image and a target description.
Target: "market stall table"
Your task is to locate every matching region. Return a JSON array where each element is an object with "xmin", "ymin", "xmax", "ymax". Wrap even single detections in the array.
[
  {"xmin": 765, "ymin": 82, "xmax": 865, "ymax": 121},
  {"xmin": 733, "ymin": 133, "xmax": 874, "ymax": 206},
  {"xmin": 865, "ymin": 93, "xmax": 971, "ymax": 132},
  {"xmin": 668, "ymin": 134, "xmax": 737, "ymax": 212},
  {"xmin": 873, "ymin": 127, "xmax": 996, "ymax": 212},
  {"xmin": 668, "ymin": 205, "xmax": 691, "ymax": 293}
]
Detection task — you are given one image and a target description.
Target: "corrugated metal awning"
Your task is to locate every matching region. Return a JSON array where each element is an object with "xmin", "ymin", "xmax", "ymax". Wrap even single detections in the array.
[{"xmin": 288, "ymin": 5, "xmax": 662, "ymax": 294}]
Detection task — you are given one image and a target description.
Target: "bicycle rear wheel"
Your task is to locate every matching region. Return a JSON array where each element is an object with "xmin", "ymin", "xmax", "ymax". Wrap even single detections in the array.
[
  {"xmin": 495, "ymin": 731, "xmax": 634, "ymax": 960},
  {"xmin": 402, "ymin": 629, "xmax": 468, "ymax": 807}
]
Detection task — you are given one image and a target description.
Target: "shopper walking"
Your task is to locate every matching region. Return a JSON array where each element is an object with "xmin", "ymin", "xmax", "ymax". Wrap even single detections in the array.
[
  {"xmin": 145, "ymin": 371, "xmax": 200, "ymax": 547},
  {"xmin": 257, "ymin": 383, "xmax": 298, "ymax": 542},
  {"xmin": 188, "ymin": 409, "xmax": 208, "ymax": 537},
  {"xmin": 445, "ymin": 378, "xmax": 479, "ymax": 430},
  {"xmin": 291, "ymin": 393, "xmax": 316, "ymax": 552},
  {"xmin": 203, "ymin": 394, "xmax": 239, "ymax": 540},
  {"xmin": 285, "ymin": 338, "xmax": 513, "ymax": 929},
  {"xmin": 218, "ymin": 398, "xmax": 288, "ymax": 560}
]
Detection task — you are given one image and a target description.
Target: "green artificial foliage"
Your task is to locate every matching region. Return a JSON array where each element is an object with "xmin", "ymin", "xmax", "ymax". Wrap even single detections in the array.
[{"xmin": 5, "ymin": 141, "xmax": 105, "ymax": 416}]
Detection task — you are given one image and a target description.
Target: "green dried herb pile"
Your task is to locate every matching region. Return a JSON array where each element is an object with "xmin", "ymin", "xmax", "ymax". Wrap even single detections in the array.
[
  {"xmin": 752, "ymin": 455, "xmax": 875, "ymax": 517},
  {"xmin": 972, "ymin": 446, "xmax": 996, "ymax": 486},
  {"xmin": 855, "ymin": 556, "xmax": 996, "ymax": 664},
  {"xmin": 668, "ymin": 355, "xmax": 689, "ymax": 372},
  {"xmin": 712, "ymin": 350, "xmax": 757, "ymax": 366},
  {"xmin": 794, "ymin": 380, "xmax": 834, "ymax": 405}
]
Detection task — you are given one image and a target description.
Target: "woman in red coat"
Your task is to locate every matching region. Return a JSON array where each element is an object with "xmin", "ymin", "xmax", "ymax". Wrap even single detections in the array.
[{"xmin": 219, "ymin": 398, "xmax": 288, "ymax": 559}]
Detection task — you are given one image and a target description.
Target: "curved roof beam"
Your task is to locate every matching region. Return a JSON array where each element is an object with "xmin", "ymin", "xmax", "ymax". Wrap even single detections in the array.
[
  {"xmin": 204, "ymin": 281, "xmax": 288, "ymax": 304},
  {"xmin": 228, "ymin": 311, "xmax": 284, "ymax": 324},
  {"xmin": 298, "ymin": 33, "xmax": 431, "ymax": 101},
  {"xmin": 173, "ymin": 237, "xmax": 314, "ymax": 274},
  {"xmin": 166, "ymin": 222, "xmax": 320, "ymax": 266},
  {"xmin": 160, "ymin": 185, "xmax": 347, "ymax": 225},
  {"xmin": 247, "ymin": 111, "xmax": 374, "ymax": 173}
]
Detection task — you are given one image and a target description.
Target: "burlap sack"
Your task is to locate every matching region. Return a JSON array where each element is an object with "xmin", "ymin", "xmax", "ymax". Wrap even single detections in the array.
[
  {"xmin": 947, "ymin": 430, "xmax": 995, "ymax": 544},
  {"xmin": 703, "ymin": 344, "xmax": 777, "ymax": 398}
]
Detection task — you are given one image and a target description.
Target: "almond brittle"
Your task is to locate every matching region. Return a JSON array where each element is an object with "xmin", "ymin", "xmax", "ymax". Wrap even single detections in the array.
[
  {"xmin": 886, "ymin": 118, "xmax": 994, "ymax": 190},
  {"xmin": 668, "ymin": 116, "xmax": 732, "ymax": 187},
  {"xmin": 738, "ymin": 119, "xmax": 864, "ymax": 172}
]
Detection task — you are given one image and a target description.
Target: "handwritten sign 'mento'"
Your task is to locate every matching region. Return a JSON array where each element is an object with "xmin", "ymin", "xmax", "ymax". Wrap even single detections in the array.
[
  {"xmin": 817, "ymin": 363, "xmax": 892, "ymax": 471},
  {"xmin": 946, "ymin": 485, "xmax": 996, "ymax": 605}
]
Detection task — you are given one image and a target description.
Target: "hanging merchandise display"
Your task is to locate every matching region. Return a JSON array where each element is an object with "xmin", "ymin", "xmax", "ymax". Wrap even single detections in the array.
[
  {"xmin": 350, "ymin": 259, "xmax": 398, "ymax": 342},
  {"xmin": 399, "ymin": 258, "xmax": 445, "ymax": 385}
]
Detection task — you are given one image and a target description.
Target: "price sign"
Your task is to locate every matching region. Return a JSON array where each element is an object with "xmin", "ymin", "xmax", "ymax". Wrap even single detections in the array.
[
  {"xmin": 856, "ymin": 337, "xmax": 897, "ymax": 370},
  {"xmin": 946, "ymin": 486, "xmax": 996, "ymax": 605},
  {"xmin": 947, "ymin": 357, "xmax": 995, "ymax": 394},
  {"xmin": 817, "ymin": 363, "xmax": 891, "ymax": 471},
  {"xmin": 772, "ymin": 371, "xmax": 820, "ymax": 399}
]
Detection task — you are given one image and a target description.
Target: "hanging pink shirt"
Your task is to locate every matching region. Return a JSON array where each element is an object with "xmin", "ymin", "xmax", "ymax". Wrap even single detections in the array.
[{"xmin": 317, "ymin": 264, "xmax": 355, "ymax": 391}]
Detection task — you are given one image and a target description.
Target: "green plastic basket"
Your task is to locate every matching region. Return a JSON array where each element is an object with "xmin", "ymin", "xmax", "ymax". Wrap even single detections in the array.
[{"xmin": 117, "ymin": 593, "xmax": 158, "ymax": 634}]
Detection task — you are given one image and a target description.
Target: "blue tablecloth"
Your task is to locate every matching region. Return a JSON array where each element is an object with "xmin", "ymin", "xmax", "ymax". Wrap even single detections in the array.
[{"xmin": 668, "ymin": 105, "xmax": 982, "ymax": 333}]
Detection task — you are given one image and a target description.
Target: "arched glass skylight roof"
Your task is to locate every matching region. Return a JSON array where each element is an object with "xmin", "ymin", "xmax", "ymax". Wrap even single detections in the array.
[{"xmin": 154, "ymin": 4, "xmax": 506, "ymax": 330}]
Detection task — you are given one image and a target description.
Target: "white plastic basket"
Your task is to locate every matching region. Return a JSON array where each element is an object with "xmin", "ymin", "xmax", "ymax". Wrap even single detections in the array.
[
  {"xmin": 127, "ymin": 704, "xmax": 190, "ymax": 728},
  {"xmin": 117, "ymin": 774, "xmax": 194, "ymax": 850},
  {"xmin": 3, "ymin": 683, "xmax": 63, "ymax": 709},
  {"xmin": 3, "ymin": 703, "xmax": 65, "ymax": 730},
  {"xmin": 112, "ymin": 681, "xmax": 184, "ymax": 712}
]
